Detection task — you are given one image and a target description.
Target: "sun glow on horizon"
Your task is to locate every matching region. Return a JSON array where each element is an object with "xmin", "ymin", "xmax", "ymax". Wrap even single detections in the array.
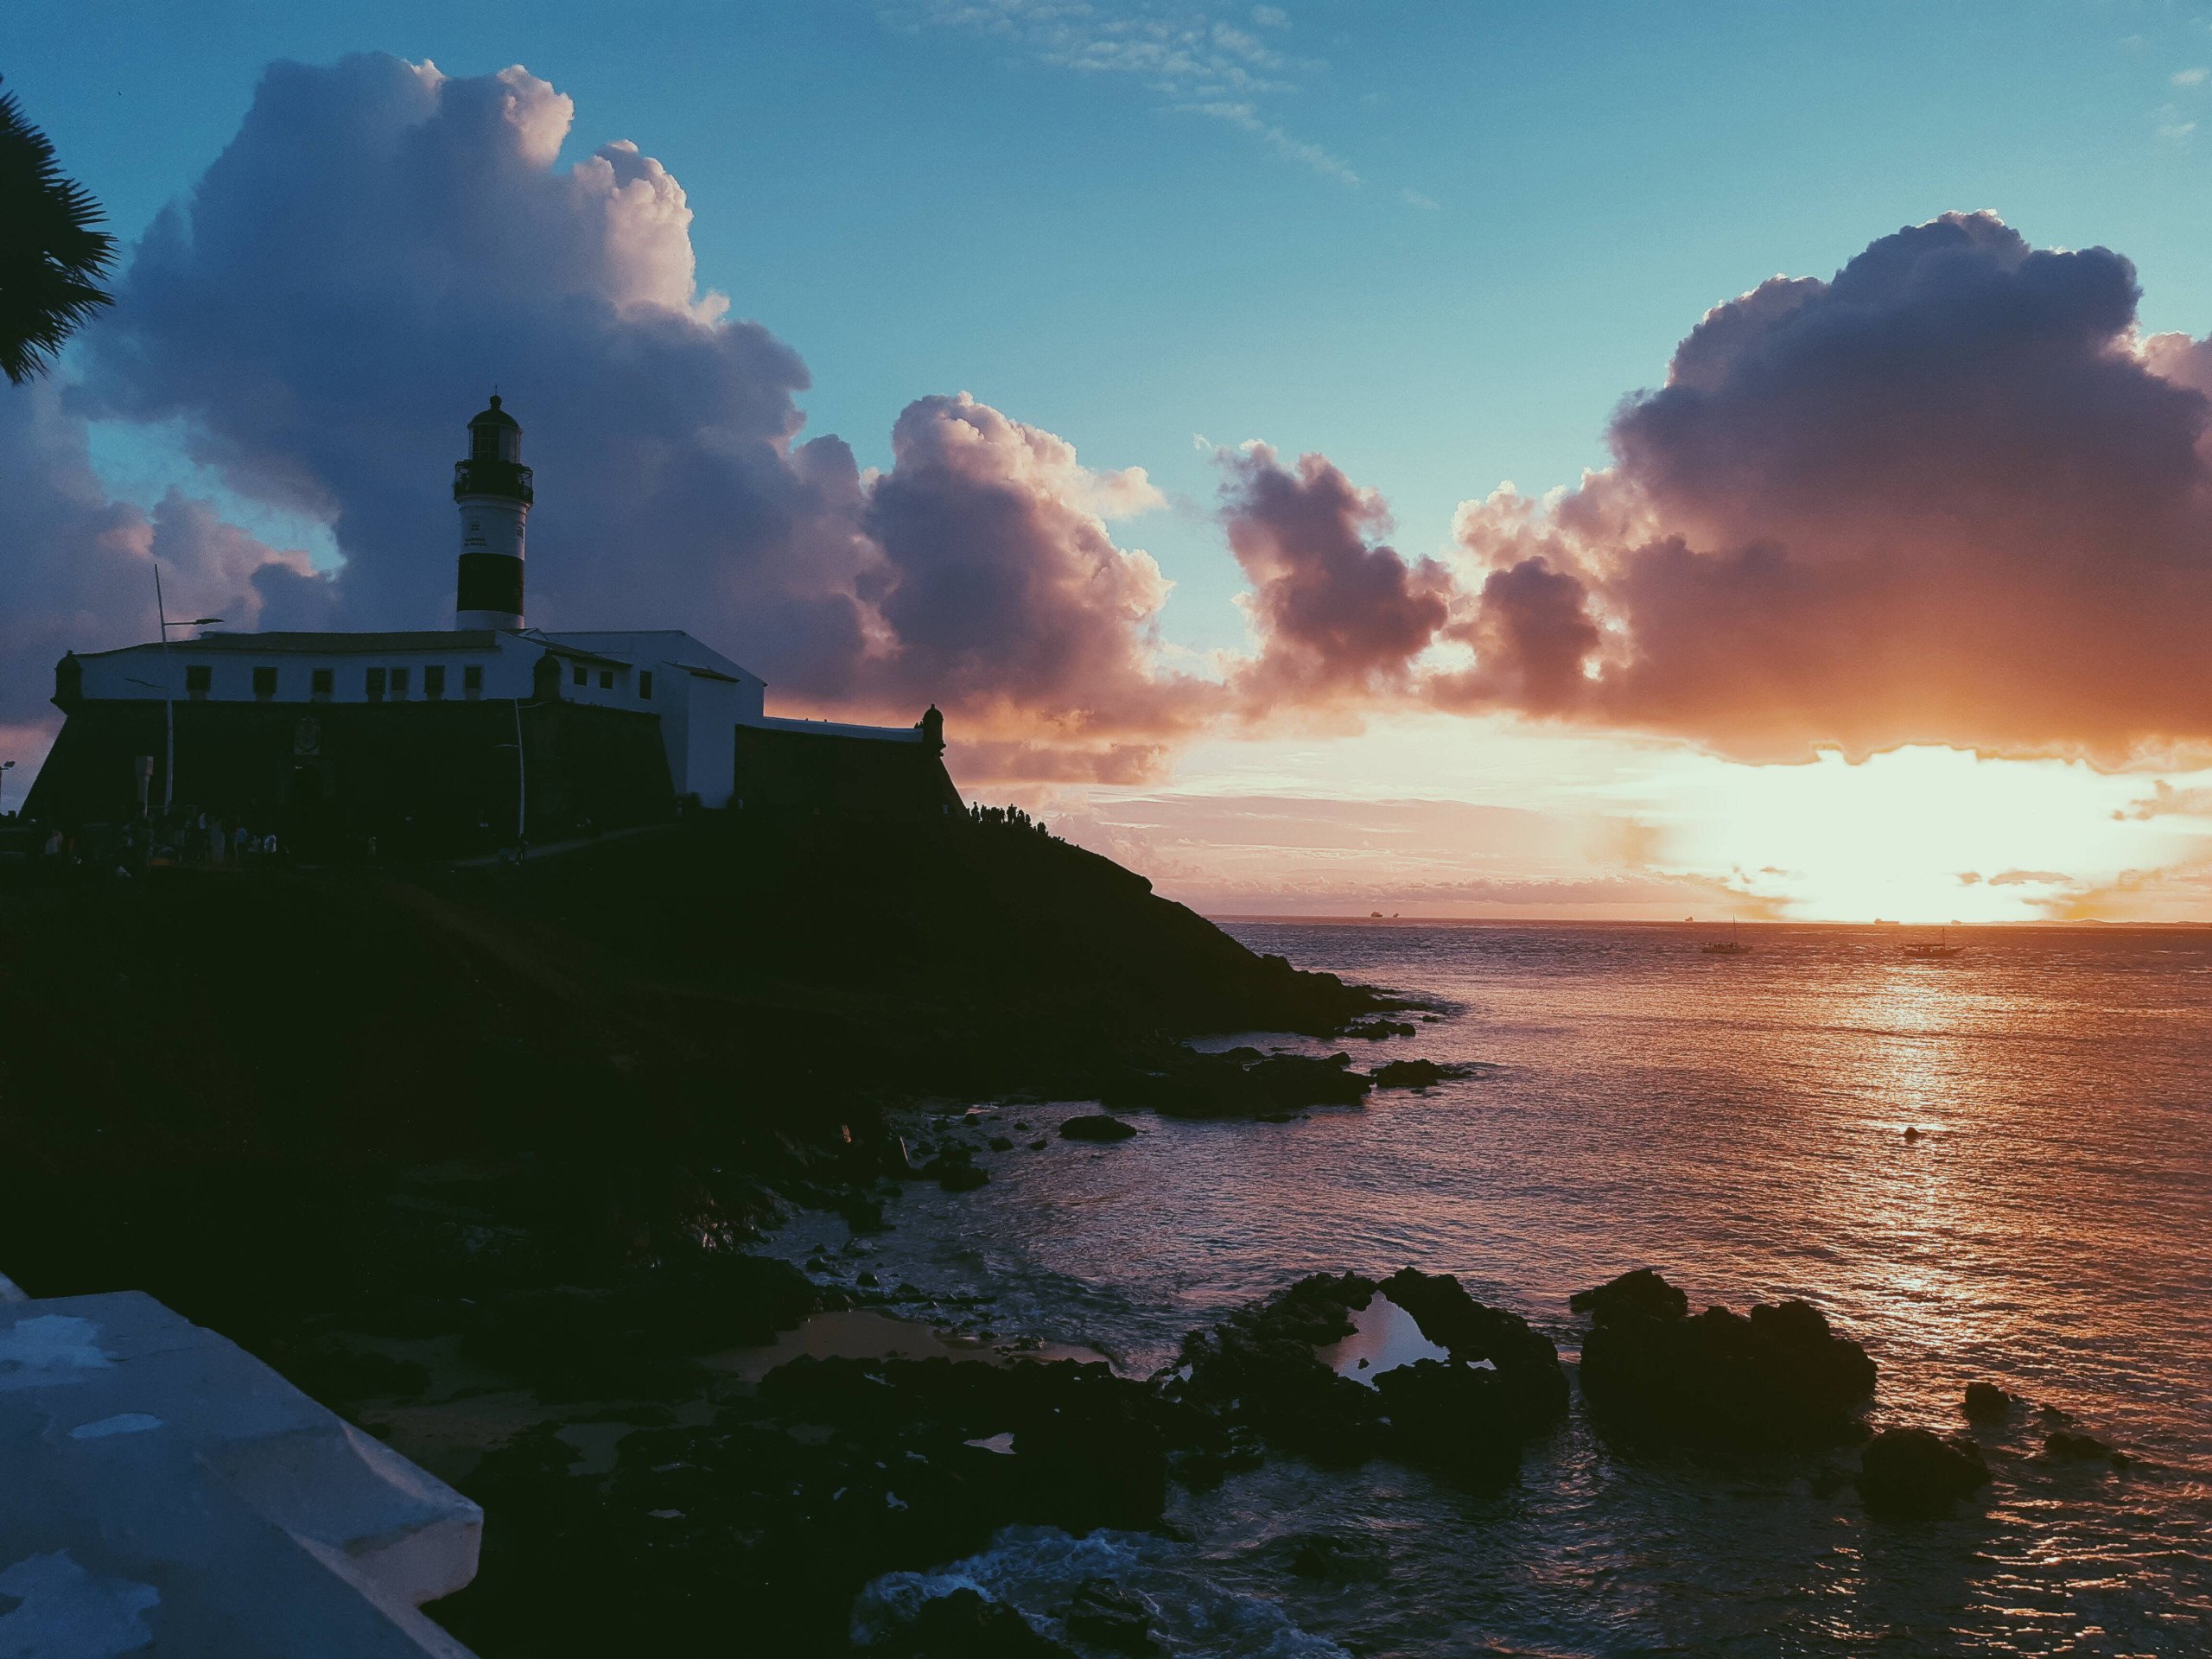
[
  {"xmin": 1033, "ymin": 720, "xmax": 2212, "ymax": 925},
  {"xmin": 1646, "ymin": 746, "xmax": 2209, "ymax": 924}
]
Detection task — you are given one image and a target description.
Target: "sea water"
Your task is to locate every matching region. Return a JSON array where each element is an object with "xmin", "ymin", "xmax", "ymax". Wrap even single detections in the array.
[{"xmin": 775, "ymin": 922, "xmax": 2212, "ymax": 1656}]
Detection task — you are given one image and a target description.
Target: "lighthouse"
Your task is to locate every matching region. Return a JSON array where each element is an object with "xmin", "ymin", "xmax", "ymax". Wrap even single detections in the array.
[{"xmin": 453, "ymin": 394, "xmax": 533, "ymax": 629}]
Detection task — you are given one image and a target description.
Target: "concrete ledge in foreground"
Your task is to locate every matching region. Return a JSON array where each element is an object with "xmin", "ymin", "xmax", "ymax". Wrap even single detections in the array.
[{"xmin": 0, "ymin": 1288, "xmax": 481, "ymax": 1657}]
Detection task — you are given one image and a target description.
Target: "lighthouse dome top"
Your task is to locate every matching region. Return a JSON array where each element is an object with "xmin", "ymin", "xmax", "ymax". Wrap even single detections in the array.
[{"xmin": 468, "ymin": 393, "xmax": 521, "ymax": 431}]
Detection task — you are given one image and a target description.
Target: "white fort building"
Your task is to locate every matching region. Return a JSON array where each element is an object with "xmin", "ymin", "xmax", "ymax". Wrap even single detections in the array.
[{"xmin": 29, "ymin": 398, "xmax": 956, "ymax": 840}]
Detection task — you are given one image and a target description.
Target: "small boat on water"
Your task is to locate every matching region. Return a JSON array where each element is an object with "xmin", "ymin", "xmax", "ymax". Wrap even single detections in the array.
[
  {"xmin": 1700, "ymin": 922, "xmax": 1750, "ymax": 956},
  {"xmin": 1903, "ymin": 928, "xmax": 1962, "ymax": 959}
]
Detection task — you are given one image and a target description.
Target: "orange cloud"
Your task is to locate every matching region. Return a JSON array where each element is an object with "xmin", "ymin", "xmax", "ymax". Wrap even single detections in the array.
[{"xmin": 1452, "ymin": 213, "xmax": 2212, "ymax": 763}]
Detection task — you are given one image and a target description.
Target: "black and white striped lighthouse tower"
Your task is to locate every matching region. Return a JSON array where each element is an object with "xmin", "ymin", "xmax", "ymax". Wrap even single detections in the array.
[{"xmin": 454, "ymin": 395, "xmax": 533, "ymax": 630}]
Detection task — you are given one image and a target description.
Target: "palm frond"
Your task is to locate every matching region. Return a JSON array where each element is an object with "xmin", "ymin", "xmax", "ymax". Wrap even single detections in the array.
[{"xmin": 0, "ymin": 78, "xmax": 117, "ymax": 385}]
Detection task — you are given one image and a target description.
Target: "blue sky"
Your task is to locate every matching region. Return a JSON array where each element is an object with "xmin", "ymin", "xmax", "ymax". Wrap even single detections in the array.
[
  {"xmin": 16, "ymin": 2, "xmax": 2212, "ymax": 919},
  {"xmin": 16, "ymin": 0, "xmax": 2212, "ymax": 654}
]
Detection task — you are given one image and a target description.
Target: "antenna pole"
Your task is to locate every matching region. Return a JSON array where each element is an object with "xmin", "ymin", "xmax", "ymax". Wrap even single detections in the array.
[{"xmin": 155, "ymin": 564, "xmax": 175, "ymax": 815}]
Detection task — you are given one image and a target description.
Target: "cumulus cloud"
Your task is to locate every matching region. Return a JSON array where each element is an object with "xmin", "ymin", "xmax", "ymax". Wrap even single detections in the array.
[
  {"xmin": 863, "ymin": 391, "xmax": 1209, "ymax": 753},
  {"xmin": 37, "ymin": 60, "xmax": 2212, "ymax": 801},
  {"xmin": 13, "ymin": 54, "xmax": 1215, "ymax": 783},
  {"xmin": 87, "ymin": 54, "xmax": 879, "ymax": 700},
  {"xmin": 0, "ymin": 383, "xmax": 312, "ymax": 748},
  {"xmin": 1448, "ymin": 212, "xmax": 2212, "ymax": 762},
  {"xmin": 1454, "ymin": 556, "xmax": 1602, "ymax": 714},
  {"xmin": 1187, "ymin": 212, "xmax": 2212, "ymax": 765},
  {"xmin": 1218, "ymin": 443, "xmax": 1451, "ymax": 712}
]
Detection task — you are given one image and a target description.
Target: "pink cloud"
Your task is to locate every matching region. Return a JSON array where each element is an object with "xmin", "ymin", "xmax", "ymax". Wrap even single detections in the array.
[
  {"xmin": 1218, "ymin": 443, "xmax": 1452, "ymax": 713},
  {"xmin": 1452, "ymin": 213, "xmax": 2212, "ymax": 761}
]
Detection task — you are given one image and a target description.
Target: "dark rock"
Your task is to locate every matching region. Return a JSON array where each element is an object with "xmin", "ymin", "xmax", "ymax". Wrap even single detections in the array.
[
  {"xmin": 1568, "ymin": 1268, "xmax": 1688, "ymax": 1325},
  {"xmin": 1356, "ymin": 1274, "xmax": 1567, "ymax": 1488},
  {"xmin": 1282, "ymin": 1529, "xmax": 1389, "ymax": 1580},
  {"xmin": 1571, "ymin": 1270, "xmax": 1875, "ymax": 1446},
  {"xmin": 438, "ymin": 1352, "xmax": 1185, "ymax": 1654},
  {"xmin": 1376, "ymin": 1268, "xmax": 1569, "ymax": 1430},
  {"xmin": 1368, "ymin": 1058, "xmax": 1475, "ymax": 1090},
  {"xmin": 752, "ymin": 1354, "xmax": 1182, "ymax": 1535},
  {"xmin": 1103, "ymin": 1048, "xmax": 1371, "ymax": 1119},
  {"xmin": 1961, "ymin": 1382, "xmax": 2018, "ymax": 1425},
  {"xmin": 1344, "ymin": 1019, "xmax": 1417, "ymax": 1040},
  {"xmin": 1060, "ymin": 1115, "xmax": 1138, "ymax": 1143},
  {"xmin": 988, "ymin": 1135, "xmax": 1014, "ymax": 1152},
  {"xmin": 2044, "ymin": 1429, "xmax": 2127, "ymax": 1465},
  {"xmin": 932, "ymin": 1161, "xmax": 989, "ymax": 1192},
  {"xmin": 876, "ymin": 1590, "xmax": 1074, "ymax": 1658},
  {"xmin": 1169, "ymin": 1269, "xmax": 1563, "ymax": 1484},
  {"xmin": 1166, "ymin": 1423, "xmax": 1264, "ymax": 1488},
  {"xmin": 1028, "ymin": 1139, "xmax": 1047, "ymax": 1151},
  {"xmin": 1806, "ymin": 1462, "xmax": 1852, "ymax": 1499},
  {"xmin": 1859, "ymin": 1427, "xmax": 1992, "ymax": 1516},
  {"xmin": 839, "ymin": 1195, "xmax": 889, "ymax": 1234},
  {"xmin": 1372, "ymin": 1359, "xmax": 1528, "ymax": 1487},
  {"xmin": 1063, "ymin": 1580, "xmax": 1160, "ymax": 1656},
  {"xmin": 857, "ymin": 1271, "xmax": 880, "ymax": 1288},
  {"xmin": 1168, "ymin": 1273, "xmax": 1385, "ymax": 1466}
]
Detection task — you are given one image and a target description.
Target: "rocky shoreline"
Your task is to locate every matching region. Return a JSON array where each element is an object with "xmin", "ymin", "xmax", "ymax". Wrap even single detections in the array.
[
  {"xmin": 360, "ymin": 1233, "xmax": 2135, "ymax": 1656},
  {"xmin": 0, "ymin": 814, "xmax": 2149, "ymax": 1655}
]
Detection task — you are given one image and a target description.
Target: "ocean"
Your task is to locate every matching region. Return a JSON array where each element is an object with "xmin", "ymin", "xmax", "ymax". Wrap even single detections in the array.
[{"xmin": 775, "ymin": 921, "xmax": 2212, "ymax": 1656}]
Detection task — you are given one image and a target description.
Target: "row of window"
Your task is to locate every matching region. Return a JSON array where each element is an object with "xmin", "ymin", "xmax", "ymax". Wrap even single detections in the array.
[
  {"xmin": 177, "ymin": 662, "xmax": 657, "ymax": 701},
  {"xmin": 181, "ymin": 664, "xmax": 486, "ymax": 701},
  {"xmin": 566, "ymin": 664, "xmax": 654, "ymax": 699},
  {"xmin": 364, "ymin": 664, "xmax": 482, "ymax": 701}
]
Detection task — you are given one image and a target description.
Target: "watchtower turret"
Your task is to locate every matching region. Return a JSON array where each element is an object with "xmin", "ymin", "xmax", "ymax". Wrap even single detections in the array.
[{"xmin": 454, "ymin": 395, "xmax": 533, "ymax": 629}]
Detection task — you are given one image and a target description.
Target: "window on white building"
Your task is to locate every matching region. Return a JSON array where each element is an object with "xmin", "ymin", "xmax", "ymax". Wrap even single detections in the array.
[
  {"xmin": 252, "ymin": 666, "xmax": 276, "ymax": 701},
  {"xmin": 639, "ymin": 671, "xmax": 653, "ymax": 700},
  {"xmin": 424, "ymin": 664, "xmax": 447, "ymax": 699},
  {"xmin": 571, "ymin": 664, "xmax": 587, "ymax": 687},
  {"xmin": 464, "ymin": 664, "xmax": 483, "ymax": 698},
  {"xmin": 366, "ymin": 667, "xmax": 386, "ymax": 701},
  {"xmin": 185, "ymin": 665, "xmax": 212, "ymax": 700},
  {"xmin": 599, "ymin": 670, "xmax": 613, "ymax": 690},
  {"xmin": 391, "ymin": 667, "xmax": 410, "ymax": 698},
  {"xmin": 312, "ymin": 669, "xmax": 333, "ymax": 701}
]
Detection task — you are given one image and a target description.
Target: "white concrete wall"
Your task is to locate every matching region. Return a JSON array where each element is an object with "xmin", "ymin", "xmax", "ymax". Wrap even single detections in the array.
[
  {"xmin": 683, "ymin": 674, "xmax": 740, "ymax": 807},
  {"xmin": 74, "ymin": 642, "xmax": 522, "ymax": 705},
  {"xmin": 73, "ymin": 635, "xmax": 676, "ymax": 715},
  {"xmin": 64, "ymin": 626, "xmax": 925, "ymax": 810},
  {"xmin": 536, "ymin": 632, "xmax": 766, "ymax": 804},
  {"xmin": 753, "ymin": 714, "xmax": 925, "ymax": 745}
]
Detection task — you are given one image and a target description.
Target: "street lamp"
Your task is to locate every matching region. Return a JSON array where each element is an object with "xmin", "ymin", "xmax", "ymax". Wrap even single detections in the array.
[
  {"xmin": 495, "ymin": 697, "xmax": 538, "ymax": 853},
  {"xmin": 152, "ymin": 563, "xmax": 222, "ymax": 815}
]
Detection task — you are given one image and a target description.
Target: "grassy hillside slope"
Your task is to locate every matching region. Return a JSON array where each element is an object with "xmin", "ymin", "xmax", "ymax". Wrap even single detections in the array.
[{"xmin": 0, "ymin": 808, "xmax": 1382, "ymax": 1331}]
